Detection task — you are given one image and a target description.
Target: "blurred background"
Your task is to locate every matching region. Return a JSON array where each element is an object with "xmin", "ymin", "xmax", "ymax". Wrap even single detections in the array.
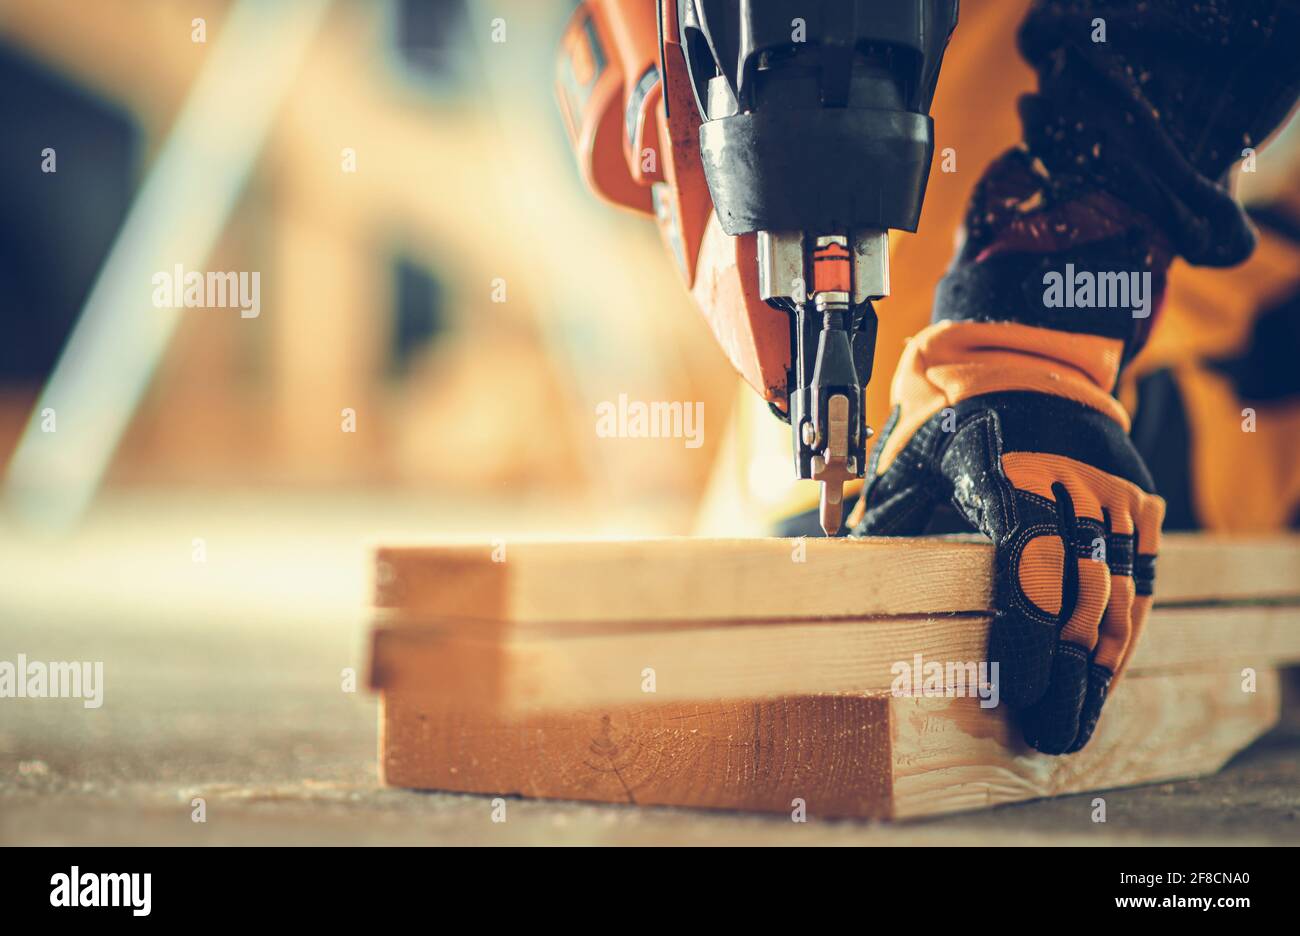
[
  {"xmin": 0, "ymin": 0, "xmax": 743, "ymax": 550},
  {"xmin": 5, "ymin": 0, "xmax": 1296, "ymax": 553},
  {"xmin": 0, "ymin": 0, "xmax": 756, "ymax": 844}
]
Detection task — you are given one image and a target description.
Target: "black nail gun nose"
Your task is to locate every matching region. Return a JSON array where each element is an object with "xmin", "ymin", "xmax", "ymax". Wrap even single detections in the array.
[
  {"xmin": 674, "ymin": 0, "xmax": 958, "ymax": 533},
  {"xmin": 761, "ymin": 231, "xmax": 886, "ymax": 534}
]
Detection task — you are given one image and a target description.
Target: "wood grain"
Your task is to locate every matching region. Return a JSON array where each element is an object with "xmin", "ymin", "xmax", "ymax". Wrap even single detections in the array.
[
  {"xmin": 889, "ymin": 668, "xmax": 1280, "ymax": 819},
  {"xmin": 370, "ymin": 603, "xmax": 1300, "ymax": 710},
  {"xmin": 373, "ymin": 535, "xmax": 1300, "ymax": 628},
  {"xmin": 380, "ymin": 667, "xmax": 1279, "ymax": 819},
  {"xmin": 381, "ymin": 693, "xmax": 895, "ymax": 817},
  {"xmin": 374, "ymin": 536, "xmax": 994, "ymax": 625},
  {"xmin": 371, "ymin": 534, "xmax": 1297, "ymax": 817}
]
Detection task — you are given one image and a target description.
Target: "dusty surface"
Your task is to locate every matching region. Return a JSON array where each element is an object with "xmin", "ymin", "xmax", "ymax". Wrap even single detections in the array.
[{"xmin": 2, "ymin": 493, "xmax": 1297, "ymax": 846}]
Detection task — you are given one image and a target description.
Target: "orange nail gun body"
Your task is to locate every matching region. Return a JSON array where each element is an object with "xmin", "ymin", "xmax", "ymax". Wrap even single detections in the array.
[{"xmin": 557, "ymin": 0, "xmax": 958, "ymax": 534}]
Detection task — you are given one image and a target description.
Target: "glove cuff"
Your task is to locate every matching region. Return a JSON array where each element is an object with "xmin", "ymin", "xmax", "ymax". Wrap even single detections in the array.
[
  {"xmin": 876, "ymin": 320, "xmax": 1129, "ymax": 476},
  {"xmin": 936, "ymin": 149, "xmax": 1173, "ymax": 365}
]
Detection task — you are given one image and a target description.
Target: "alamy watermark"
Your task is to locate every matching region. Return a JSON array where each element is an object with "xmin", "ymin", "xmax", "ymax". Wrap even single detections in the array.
[
  {"xmin": 890, "ymin": 653, "xmax": 999, "ymax": 709},
  {"xmin": 1, "ymin": 654, "xmax": 103, "ymax": 708},
  {"xmin": 152, "ymin": 264, "xmax": 260, "ymax": 319},
  {"xmin": 50, "ymin": 867, "xmax": 150, "ymax": 916},
  {"xmin": 595, "ymin": 393, "xmax": 704, "ymax": 449},
  {"xmin": 1042, "ymin": 264, "xmax": 1151, "ymax": 319}
]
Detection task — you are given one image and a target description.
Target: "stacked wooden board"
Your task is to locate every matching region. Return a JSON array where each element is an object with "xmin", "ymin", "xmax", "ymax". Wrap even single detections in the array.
[{"xmin": 367, "ymin": 535, "xmax": 1300, "ymax": 819}]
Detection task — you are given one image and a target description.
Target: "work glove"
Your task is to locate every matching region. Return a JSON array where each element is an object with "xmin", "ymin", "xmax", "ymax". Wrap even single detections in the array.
[
  {"xmin": 849, "ymin": 144, "xmax": 1173, "ymax": 757},
  {"xmin": 851, "ymin": 0, "xmax": 1300, "ymax": 753},
  {"xmin": 854, "ymin": 320, "xmax": 1164, "ymax": 754}
]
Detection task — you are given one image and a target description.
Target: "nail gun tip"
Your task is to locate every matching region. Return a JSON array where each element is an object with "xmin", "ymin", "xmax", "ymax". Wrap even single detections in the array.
[{"xmin": 818, "ymin": 482, "xmax": 845, "ymax": 536}]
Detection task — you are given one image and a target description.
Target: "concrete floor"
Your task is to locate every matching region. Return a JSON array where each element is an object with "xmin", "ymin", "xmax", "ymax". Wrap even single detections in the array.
[{"xmin": 2, "ymin": 493, "xmax": 1298, "ymax": 845}]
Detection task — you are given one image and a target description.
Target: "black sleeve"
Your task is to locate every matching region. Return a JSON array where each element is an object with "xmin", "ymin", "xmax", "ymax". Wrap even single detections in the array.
[{"xmin": 1015, "ymin": 0, "xmax": 1300, "ymax": 266}]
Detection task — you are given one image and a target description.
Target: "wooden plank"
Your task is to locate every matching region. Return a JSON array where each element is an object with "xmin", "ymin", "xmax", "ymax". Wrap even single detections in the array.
[
  {"xmin": 374, "ymin": 537, "xmax": 994, "ymax": 625},
  {"xmin": 370, "ymin": 603, "xmax": 1300, "ymax": 710},
  {"xmin": 372, "ymin": 536, "xmax": 1295, "ymax": 816},
  {"xmin": 381, "ymin": 693, "xmax": 896, "ymax": 817},
  {"xmin": 379, "ymin": 667, "xmax": 1279, "ymax": 819},
  {"xmin": 1149, "ymin": 536, "xmax": 1300, "ymax": 606},
  {"xmin": 889, "ymin": 668, "xmax": 1280, "ymax": 819},
  {"xmin": 373, "ymin": 535, "xmax": 1300, "ymax": 627}
]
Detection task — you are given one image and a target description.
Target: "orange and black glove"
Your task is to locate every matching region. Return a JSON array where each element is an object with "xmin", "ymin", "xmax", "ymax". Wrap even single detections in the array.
[
  {"xmin": 856, "ymin": 320, "xmax": 1165, "ymax": 754},
  {"xmin": 854, "ymin": 0, "xmax": 1300, "ymax": 753}
]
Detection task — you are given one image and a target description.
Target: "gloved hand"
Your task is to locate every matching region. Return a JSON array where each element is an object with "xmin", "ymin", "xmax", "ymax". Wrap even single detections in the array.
[
  {"xmin": 856, "ymin": 319, "xmax": 1165, "ymax": 754},
  {"xmin": 855, "ymin": 0, "xmax": 1300, "ymax": 754}
]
